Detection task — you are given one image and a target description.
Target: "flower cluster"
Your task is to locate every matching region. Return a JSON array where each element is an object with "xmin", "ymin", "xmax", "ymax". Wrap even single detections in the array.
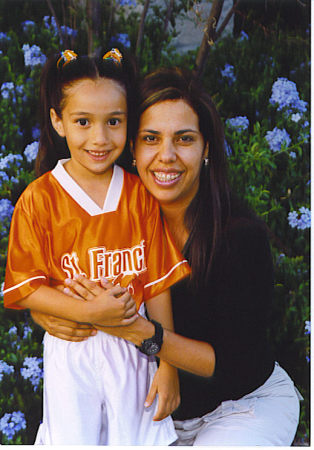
[
  {"xmin": 270, "ymin": 77, "xmax": 307, "ymax": 114},
  {"xmin": 0, "ymin": 411, "xmax": 26, "ymax": 440},
  {"xmin": 288, "ymin": 207, "xmax": 311, "ymax": 230},
  {"xmin": 226, "ymin": 116, "xmax": 249, "ymax": 132},
  {"xmin": 304, "ymin": 320, "xmax": 311, "ymax": 335},
  {"xmin": 0, "ymin": 360, "xmax": 14, "ymax": 381},
  {"xmin": 221, "ymin": 64, "xmax": 236, "ymax": 84},
  {"xmin": 265, "ymin": 127, "xmax": 291, "ymax": 152},
  {"xmin": 239, "ymin": 30, "xmax": 249, "ymax": 41},
  {"xmin": 20, "ymin": 357, "xmax": 43, "ymax": 391},
  {"xmin": 22, "ymin": 21, "xmax": 35, "ymax": 32},
  {"xmin": 43, "ymin": 16, "xmax": 77, "ymax": 39},
  {"xmin": 1, "ymin": 82, "xmax": 25, "ymax": 103},
  {"xmin": 113, "ymin": 33, "xmax": 131, "ymax": 48},
  {"xmin": 24, "ymin": 141, "xmax": 39, "ymax": 163},
  {"xmin": 0, "ymin": 32, "xmax": 11, "ymax": 42},
  {"xmin": 119, "ymin": 0, "xmax": 137, "ymax": 6},
  {"xmin": 0, "ymin": 199, "xmax": 14, "ymax": 223},
  {"xmin": 22, "ymin": 44, "xmax": 46, "ymax": 67},
  {"xmin": 0, "ymin": 153, "xmax": 23, "ymax": 170}
]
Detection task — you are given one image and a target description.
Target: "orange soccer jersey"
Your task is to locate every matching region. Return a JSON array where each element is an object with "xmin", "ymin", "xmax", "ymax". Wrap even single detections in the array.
[{"xmin": 4, "ymin": 160, "xmax": 190, "ymax": 310}]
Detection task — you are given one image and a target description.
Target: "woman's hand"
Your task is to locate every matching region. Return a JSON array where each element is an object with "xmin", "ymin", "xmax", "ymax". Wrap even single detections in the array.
[
  {"xmin": 145, "ymin": 361, "xmax": 180, "ymax": 421},
  {"xmin": 64, "ymin": 275, "xmax": 138, "ymax": 327},
  {"xmin": 30, "ymin": 310, "xmax": 97, "ymax": 342}
]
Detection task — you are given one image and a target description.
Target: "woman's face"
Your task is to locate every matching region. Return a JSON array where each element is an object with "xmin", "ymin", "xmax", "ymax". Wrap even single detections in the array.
[{"xmin": 135, "ymin": 99, "xmax": 208, "ymax": 210}]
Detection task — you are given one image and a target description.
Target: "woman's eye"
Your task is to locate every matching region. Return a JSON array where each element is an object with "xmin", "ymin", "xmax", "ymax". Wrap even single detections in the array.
[
  {"xmin": 77, "ymin": 118, "xmax": 89, "ymax": 126},
  {"xmin": 143, "ymin": 135, "xmax": 157, "ymax": 143},
  {"xmin": 178, "ymin": 135, "xmax": 193, "ymax": 143},
  {"xmin": 108, "ymin": 118, "xmax": 120, "ymax": 126}
]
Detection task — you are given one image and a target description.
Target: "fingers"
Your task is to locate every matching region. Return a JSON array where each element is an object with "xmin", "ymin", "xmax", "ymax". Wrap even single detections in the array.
[{"xmin": 145, "ymin": 381, "xmax": 157, "ymax": 409}]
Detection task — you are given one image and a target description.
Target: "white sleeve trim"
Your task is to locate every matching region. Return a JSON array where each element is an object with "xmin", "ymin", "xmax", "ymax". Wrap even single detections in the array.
[
  {"xmin": 144, "ymin": 260, "xmax": 189, "ymax": 289},
  {"xmin": 3, "ymin": 276, "xmax": 47, "ymax": 294}
]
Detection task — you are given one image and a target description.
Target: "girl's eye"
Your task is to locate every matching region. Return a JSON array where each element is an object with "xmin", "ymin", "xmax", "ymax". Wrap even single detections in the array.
[
  {"xmin": 108, "ymin": 118, "xmax": 120, "ymax": 126},
  {"xmin": 77, "ymin": 118, "xmax": 89, "ymax": 126}
]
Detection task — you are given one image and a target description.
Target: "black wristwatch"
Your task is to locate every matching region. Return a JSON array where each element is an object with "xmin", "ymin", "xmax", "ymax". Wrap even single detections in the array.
[{"xmin": 136, "ymin": 319, "xmax": 164, "ymax": 356}]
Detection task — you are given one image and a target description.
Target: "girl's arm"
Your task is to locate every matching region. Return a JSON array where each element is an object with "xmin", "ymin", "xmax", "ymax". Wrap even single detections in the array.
[
  {"xmin": 66, "ymin": 275, "xmax": 215, "ymax": 377},
  {"xmin": 19, "ymin": 282, "xmax": 137, "ymax": 327}
]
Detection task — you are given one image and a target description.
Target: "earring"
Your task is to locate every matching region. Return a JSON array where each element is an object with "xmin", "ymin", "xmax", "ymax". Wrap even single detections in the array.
[
  {"xmin": 204, "ymin": 158, "xmax": 209, "ymax": 166},
  {"xmin": 132, "ymin": 159, "xmax": 137, "ymax": 167}
]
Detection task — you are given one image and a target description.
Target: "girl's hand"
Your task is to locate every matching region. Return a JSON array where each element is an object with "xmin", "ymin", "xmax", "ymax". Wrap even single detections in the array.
[
  {"xmin": 30, "ymin": 310, "xmax": 97, "ymax": 342},
  {"xmin": 64, "ymin": 275, "xmax": 138, "ymax": 327},
  {"xmin": 145, "ymin": 361, "xmax": 180, "ymax": 421}
]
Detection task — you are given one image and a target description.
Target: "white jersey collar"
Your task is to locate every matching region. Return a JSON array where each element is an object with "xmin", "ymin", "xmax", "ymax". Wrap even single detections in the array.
[{"xmin": 51, "ymin": 159, "xmax": 124, "ymax": 216}]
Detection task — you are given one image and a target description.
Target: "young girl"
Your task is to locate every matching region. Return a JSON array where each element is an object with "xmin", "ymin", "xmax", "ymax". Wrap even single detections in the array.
[{"xmin": 3, "ymin": 49, "xmax": 190, "ymax": 445}]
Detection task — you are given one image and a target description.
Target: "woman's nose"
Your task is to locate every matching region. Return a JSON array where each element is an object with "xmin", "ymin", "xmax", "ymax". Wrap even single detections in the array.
[{"xmin": 158, "ymin": 140, "xmax": 176, "ymax": 163}]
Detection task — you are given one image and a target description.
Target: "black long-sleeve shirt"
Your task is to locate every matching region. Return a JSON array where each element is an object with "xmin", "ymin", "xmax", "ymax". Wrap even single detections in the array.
[{"xmin": 171, "ymin": 214, "xmax": 275, "ymax": 420}]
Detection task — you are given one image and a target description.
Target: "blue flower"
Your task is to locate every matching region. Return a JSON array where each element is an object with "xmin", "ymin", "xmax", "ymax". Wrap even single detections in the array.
[
  {"xmin": 226, "ymin": 116, "xmax": 249, "ymax": 132},
  {"xmin": 305, "ymin": 320, "xmax": 311, "ymax": 335},
  {"xmin": 24, "ymin": 141, "xmax": 39, "ymax": 163},
  {"xmin": 0, "ymin": 153, "xmax": 23, "ymax": 170},
  {"xmin": 290, "ymin": 151, "xmax": 296, "ymax": 159},
  {"xmin": 119, "ymin": 0, "xmax": 136, "ymax": 6},
  {"xmin": 60, "ymin": 25, "xmax": 78, "ymax": 38},
  {"xmin": 1, "ymin": 82, "xmax": 14, "ymax": 99},
  {"xmin": 22, "ymin": 44, "xmax": 46, "ymax": 67},
  {"xmin": 0, "ymin": 360, "xmax": 14, "ymax": 381},
  {"xmin": 8, "ymin": 326, "xmax": 17, "ymax": 335},
  {"xmin": 265, "ymin": 127, "xmax": 291, "ymax": 152},
  {"xmin": 20, "ymin": 357, "xmax": 43, "ymax": 391},
  {"xmin": 290, "ymin": 112, "xmax": 302, "ymax": 123},
  {"xmin": 23, "ymin": 325, "xmax": 33, "ymax": 339},
  {"xmin": 270, "ymin": 77, "xmax": 307, "ymax": 113},
  {"xmin": 0, "ymin": 411, "xmax": 26, "ymax": 440},
  {"xmin": 288, "ymin": 207, "xmax": 311, "ymax": 230},
  {"xmin": 0, "ymin": 171, "xmax": 9, "ymax": 183},
  {"xmin": 113, "ymin": 33, "xmax": 131, "ymax": 48},
  {"xmin": 0, "ymin": 199, "xmax": 14, "ymax": 222},
  {"xmin": 0, "ymin": 32, "xmax": 11, "ymax": 42},
  {"xmin": 43, "ymin": 16, "xmax": 58, "ymax": 34},
  {"xmin": 22, "ymin": 20, "xmax": 35, "ymax": 32},
  {"xmin": 239, "ymin": 30, "xmax": 249, "ymax": 41},
  {"xmin": 221, "ymin": 64, "xmax": 236, "ymax": 85},
  {"xmin": 32, "ymin": 125, "xmax": 41, "ymax": 140}
]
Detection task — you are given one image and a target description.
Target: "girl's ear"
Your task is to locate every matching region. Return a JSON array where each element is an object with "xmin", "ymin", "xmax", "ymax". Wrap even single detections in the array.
[{"xmin": 50, "ymin": 108, "xmax": 65, "ymax": 138}]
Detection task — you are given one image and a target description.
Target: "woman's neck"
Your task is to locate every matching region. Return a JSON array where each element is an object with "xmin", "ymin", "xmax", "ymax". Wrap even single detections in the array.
[{"xmin": 161, "ymin": 203, "xmax": 189, "ymax": 251}]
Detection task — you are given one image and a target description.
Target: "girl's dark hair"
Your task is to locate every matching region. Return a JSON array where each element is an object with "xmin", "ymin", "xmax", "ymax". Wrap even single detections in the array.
[
  {"xmin": 137, "ymin": 67, "xmax": 231, "ymax": 286},
  {"xmin": 35, "ymin": 48, "xmax": 138, "ymax": 176}
]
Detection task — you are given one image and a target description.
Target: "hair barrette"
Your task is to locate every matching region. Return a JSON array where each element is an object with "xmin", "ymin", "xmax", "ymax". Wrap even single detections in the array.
[
  {"xmin": 103, "ymin": 48, "xmax": 123, "ymax": 66},
  {"xmin": 57, "ymin": 49, "xmax": 78, "ymax": 68}
]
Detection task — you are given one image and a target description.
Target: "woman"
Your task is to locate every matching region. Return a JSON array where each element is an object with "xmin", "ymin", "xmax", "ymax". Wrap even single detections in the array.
[{"xmin": 31, "ymin": 67, "xmax": 300, "ymax": 445}]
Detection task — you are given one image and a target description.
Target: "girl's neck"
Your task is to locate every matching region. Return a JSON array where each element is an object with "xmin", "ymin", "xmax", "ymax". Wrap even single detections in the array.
[
  {"xmin": 64, "ymin": 160, "xmax": 113, "ymax": 209},
  {"xmin": 161, "ymin": 203, "xmax": 189, "ymax": 251}
]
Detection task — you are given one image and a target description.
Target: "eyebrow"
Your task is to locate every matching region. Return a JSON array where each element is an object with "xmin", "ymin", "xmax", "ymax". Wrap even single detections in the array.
[
  {"xmin": 70, "ymin": 111, "xmax": 127, "ymax": 116},
  {"xmin": 140, "ymin": 128, "xmax": 198, "ymax": 135}
]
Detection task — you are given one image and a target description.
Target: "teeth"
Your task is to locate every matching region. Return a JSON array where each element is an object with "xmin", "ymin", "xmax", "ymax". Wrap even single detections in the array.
[
  {"xmin": 153, "ymin": 172, "xmax": 180, "ymax": 182},
  {"xmin": 88, "ymin": 150, "xmax": 108, "ymax": 156}
]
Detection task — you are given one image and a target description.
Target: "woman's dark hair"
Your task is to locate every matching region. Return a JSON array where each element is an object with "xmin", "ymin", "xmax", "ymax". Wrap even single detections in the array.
[
  {"xmin": 35, "ymin": 48, "xmax": 138, "ymax": 176},
  {"xmin": 137, "ymin": 67, "xmax": 231, "ymax": 286}
]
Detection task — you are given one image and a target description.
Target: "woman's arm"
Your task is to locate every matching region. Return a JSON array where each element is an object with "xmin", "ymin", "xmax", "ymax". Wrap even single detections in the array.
[{"xmin": 65, "ymin": 275, "xmax": 215, "ymax": 377}]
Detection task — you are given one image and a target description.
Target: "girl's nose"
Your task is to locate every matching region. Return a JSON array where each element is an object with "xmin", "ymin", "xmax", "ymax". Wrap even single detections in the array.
[
  {"xmin": 92, "ymin": 124, "xmax": 109, "ymax": 146},
  {"xmin": 158, "ymin": 140, "xmax": 176, "ymax": 163}
]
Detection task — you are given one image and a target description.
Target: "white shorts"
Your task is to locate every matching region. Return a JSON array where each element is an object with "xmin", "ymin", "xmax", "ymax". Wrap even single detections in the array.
[
  {"xmin": 172, "ymin": 362, "xmax": 301, "ymax": 446},
  {"xmin": 35, "ymin": 313, "xmax": 177, "ymax": 445}
]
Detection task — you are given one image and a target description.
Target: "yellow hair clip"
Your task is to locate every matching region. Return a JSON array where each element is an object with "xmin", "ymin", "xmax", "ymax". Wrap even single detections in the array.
[
  {"xmin": 57, "ymin": 50, "xmax": 78, "ymax": 68},
  {"xmin": 103, "ymin": 48, "xmax": 123, "ymax": 66}
]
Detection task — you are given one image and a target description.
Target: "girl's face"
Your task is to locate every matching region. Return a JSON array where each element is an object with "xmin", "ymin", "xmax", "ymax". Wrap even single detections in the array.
[
  {"xmin": 50, "ymin": 78, "xmax": 127, "ymax": 181},
  {"xmin": 135, "ymin": 99, "xmax": 208, "ymax": 210}
]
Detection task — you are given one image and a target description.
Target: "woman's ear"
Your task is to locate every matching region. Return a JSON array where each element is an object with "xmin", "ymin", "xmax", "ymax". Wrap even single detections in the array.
[
  {"xmin": 50, "ymin": 108, "xmax": 65, "ymax": 138},
  {"xmin": 204, "ymin": 142, "xmax": 209, "ymax": 159}
]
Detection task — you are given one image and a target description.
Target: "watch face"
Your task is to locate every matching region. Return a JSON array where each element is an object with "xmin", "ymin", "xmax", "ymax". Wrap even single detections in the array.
[{"xmin": 143, "ymin": 341, "xmax": 160, "ymax": 355}]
